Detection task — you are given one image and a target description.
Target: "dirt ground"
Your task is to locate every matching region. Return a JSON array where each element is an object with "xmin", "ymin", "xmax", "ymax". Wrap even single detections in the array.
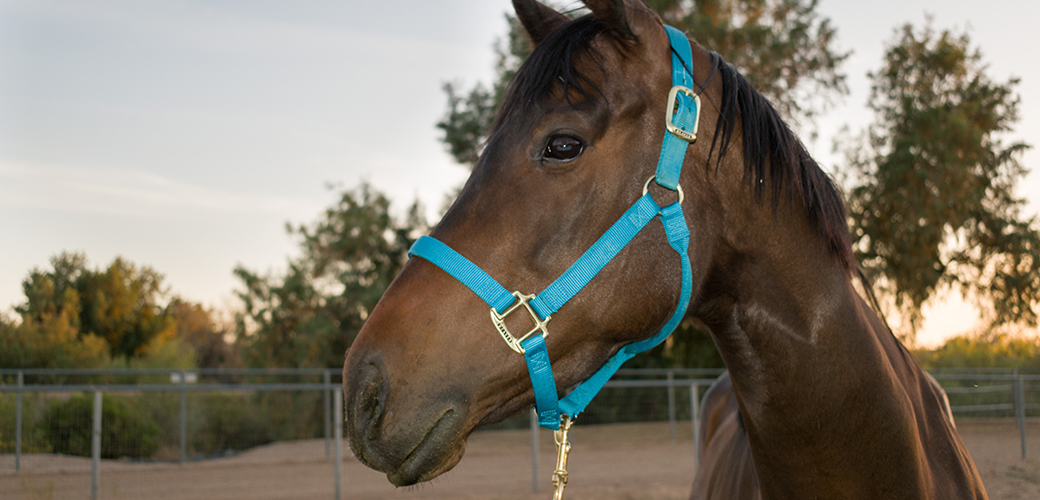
[{"xmin": 2, "ymin": 419, "xmax": 1037, "ymax": 500}]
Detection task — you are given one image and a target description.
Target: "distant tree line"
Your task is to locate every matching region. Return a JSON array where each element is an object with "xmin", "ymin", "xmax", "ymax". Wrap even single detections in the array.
[
  {"xmin": 1, "ymin": 253, "xmax": 233, "ymax": 370},
  {"xmin": 1, "ymin": 184, "xmax": 424, "ymax": 371}
]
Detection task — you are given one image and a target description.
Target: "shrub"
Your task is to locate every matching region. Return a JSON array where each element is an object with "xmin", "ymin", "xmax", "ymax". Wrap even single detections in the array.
[
  {"xmin": 42, "ymin": 394, "xmax": 159, "ymax": 459},
  {"xmin": 190, "ymin": 393, "xmax": 273, "ymax": 455}
]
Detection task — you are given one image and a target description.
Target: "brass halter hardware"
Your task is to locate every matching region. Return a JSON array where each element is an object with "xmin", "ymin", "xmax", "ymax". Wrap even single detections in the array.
[
  {"xmin": 552, "ymin": 414, "xmax": 574, "ymax": 500},
  {"xmin": 489, "ymin": 291, "xmax": 551, "ymax": 354},
  {"xmin": 643, "ymin": 175, "xmax": 685, "ymax": 204}
]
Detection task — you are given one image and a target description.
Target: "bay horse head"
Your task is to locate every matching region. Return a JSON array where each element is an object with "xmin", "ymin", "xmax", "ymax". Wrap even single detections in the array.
[{"xmin": 343, "ymin": 0, "xmax": 856, "ymax": 488}]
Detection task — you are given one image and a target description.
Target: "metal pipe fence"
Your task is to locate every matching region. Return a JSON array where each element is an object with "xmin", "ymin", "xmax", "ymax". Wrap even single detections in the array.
[{"xmin": 2, "ymin": 367, "xmax": 1037, "ymax": 498}]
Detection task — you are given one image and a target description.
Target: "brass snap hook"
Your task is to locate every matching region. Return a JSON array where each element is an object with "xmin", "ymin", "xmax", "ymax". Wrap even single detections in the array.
[{"xmin": 552, "ymin": 415, "xmax": 574, "ymax": 500}]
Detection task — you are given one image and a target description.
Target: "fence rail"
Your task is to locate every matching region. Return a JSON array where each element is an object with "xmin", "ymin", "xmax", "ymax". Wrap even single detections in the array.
[{"xmin": 2, "ymin": 367, "xmax": 1037, "ymax": 499}]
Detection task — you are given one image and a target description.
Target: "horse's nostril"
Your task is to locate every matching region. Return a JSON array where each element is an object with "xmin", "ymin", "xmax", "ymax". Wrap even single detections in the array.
[
  {"xmin": 358, "ymin": 362, "xmax": 387, "ymax": 438},
  {"xmin": 345, "ymin": 354, "xmax": 390, "ymax": 448}
]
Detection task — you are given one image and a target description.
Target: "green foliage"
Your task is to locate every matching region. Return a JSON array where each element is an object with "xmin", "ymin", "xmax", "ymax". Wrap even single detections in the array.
[
  {"xmin": 189, "ymin": 393, "xmax": 274, "ymax": 455},
  {"xmin": 0, "ymin": 311, "xmax": 111, "ymax": 370},
  {"xmin": 14, "ymin": 253, "xmax": 177, "ymax": 359},
  {"xmin": 42, "ymin": 393, "xmax": 160, "ymax": 459},
  {"xmin": 648, "ymin": 0, "xmax": 848, "ymax": 124},
  {"xmin": 105, "ymin": 337, "xmax": 197, "ymax": 371},
  {"xmin": 438, "ymin": 9, "xmax": 533, "ymax": 166},
  {"xmin": 438, "ymin": 0, "xmax": 847, "ymax": 166},
  {"xmin": 0, "ymin": 393, "xmax": 52, "ymax": 453},
  {"xmin": 843, "ymin": 22, "xmax": 1040, "ymax": 336},
  {"xmin": 235, "ymin": 183, "xmax": 426, "ymax": 368},
  {"xmin": 439, "ymin": 83, "xmax": 498, "ymax": 167},
  {"xmin": 2, "ymin": 252, "xmax": 232, "ymax": 369},
  {"xmin": 625, "ymin": 322, "xmax": 725, "ymax": 369},
  {"xmin": 913, "ymin": 332, "xmax": 1040, "ymax": 372},
  {"xmin": 167, "ymin": 299, "xmax": 238, "ymax": 369}
]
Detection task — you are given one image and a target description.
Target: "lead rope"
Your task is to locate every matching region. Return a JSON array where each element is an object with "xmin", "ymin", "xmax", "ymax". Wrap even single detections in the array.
[{"xmin": 552, "ymin": 415, "xmax": 574, "ymax": 500}]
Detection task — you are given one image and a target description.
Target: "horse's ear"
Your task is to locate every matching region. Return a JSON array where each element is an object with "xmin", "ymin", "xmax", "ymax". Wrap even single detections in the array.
[
  {"xmin": 583, "ymin": 0, "xmax": 659, "ymax": 42},
  {"xmin": 513, "ymin": 0, "xmax": 570, "ymax": 45},
  {"xmin": 582, "ymin": 0, "xmax": 633, "ymax": 39}
]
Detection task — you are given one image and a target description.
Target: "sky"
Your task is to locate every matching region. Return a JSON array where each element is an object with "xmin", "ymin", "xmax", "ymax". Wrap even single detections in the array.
[{"xmin": 0, "ymin": 0, "xmax": 1037, "ymax": 347}]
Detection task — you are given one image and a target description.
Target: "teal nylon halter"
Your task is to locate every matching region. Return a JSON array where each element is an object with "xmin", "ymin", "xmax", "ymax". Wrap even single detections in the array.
[{"xmin": 408, "ymin": 25, "xmax": 700, "ymax": 430}]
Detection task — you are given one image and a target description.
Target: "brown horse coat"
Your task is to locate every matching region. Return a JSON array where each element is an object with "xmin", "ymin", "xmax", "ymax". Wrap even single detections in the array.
[
  {"xmin": 341, "ymin": 1, "xmax": 990, "ymax": 497},
  {"xmin": 691, "ymin": 371, "xmax": 961, "ymax": 499}
]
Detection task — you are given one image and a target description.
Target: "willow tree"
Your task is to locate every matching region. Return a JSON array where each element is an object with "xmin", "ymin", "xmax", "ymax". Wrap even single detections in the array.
[{"xmin": 844, "ymin": 23, "xmax": 1039, "ymax": 336}]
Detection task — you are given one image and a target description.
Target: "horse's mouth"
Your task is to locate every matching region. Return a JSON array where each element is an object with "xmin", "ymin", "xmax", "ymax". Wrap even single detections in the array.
[{"xmin": 385, "ymin": 409, "xmax": 467, "ymax": 487}]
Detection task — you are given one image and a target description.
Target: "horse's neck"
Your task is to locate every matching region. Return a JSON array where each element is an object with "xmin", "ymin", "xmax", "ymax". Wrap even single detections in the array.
[
  {"xmin": 696, "ymin": 224, "xmax": 948, "ymax": 496},
  {"xmin": 702, "ymin": 249, "xmax": 902, "ymax": 417}
]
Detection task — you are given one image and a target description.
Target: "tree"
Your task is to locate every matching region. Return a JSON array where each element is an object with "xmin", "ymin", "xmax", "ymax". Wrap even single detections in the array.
[
  {"xmin": 0, "ymin": 309, "xmax": 110, "ymax": 370},
  {"xmin": 168, "ymin": 298, "xmax": 238, "ymax": 369},
  {"xmin": 646, "ymin": 0, "xmax": 847, "ymax": 123},
  {"xmin": 235, "ymin": 183, "xmax": 426, "ymax": 368},
  {"xmin": 438, "ymin": 0, "xmax": 848, "ymax": 166},
  {"xmin": 438, "ymin": 10, "xmax": 532, "ymax": 166},
  {"xmin": 912, "ymin": 329, "xmax": 1040, "ymax": 371},
  {"xmin": 15, "ymin": 253, "xmax": 177, "ymax": 359},
  {"xmin": 843, "ymin": 22, "xmax": 1040, "ymax": 337}
]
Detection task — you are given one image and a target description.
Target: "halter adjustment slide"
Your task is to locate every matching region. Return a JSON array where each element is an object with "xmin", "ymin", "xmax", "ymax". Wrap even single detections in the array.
[{"xmin": 490, "ymin": 291, "xmax": 551, "ymax": 354}]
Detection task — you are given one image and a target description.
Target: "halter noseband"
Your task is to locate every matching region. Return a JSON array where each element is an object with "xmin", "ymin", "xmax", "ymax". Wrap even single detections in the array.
[{"xmin": 408, "ymin": 25, "xmax": 699, "ymax": 430}]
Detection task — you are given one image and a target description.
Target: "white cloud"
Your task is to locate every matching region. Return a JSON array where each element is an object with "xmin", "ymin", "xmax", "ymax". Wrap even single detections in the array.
[{"xmin": 0, "ymin": 161, "xmax": 322, "ymax": 219}]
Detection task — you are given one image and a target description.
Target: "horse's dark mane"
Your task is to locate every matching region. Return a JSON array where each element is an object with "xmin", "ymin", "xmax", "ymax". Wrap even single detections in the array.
[
  {"xmin": 493, "ymin": 16, "xmax": 855, "ymax": 272},
  {"xmin": 707, "ymin": 54, "xmax": 856, "ymax": 272}
]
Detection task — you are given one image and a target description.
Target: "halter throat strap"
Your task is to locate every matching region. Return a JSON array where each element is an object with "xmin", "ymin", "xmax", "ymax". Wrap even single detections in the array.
[{"xmin": 407, "ymin": 25, "xmax": 698, "ymax": 430}]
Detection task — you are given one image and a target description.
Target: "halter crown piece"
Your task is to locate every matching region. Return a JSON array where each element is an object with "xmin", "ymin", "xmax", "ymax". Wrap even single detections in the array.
[{"xmin": 407, "ymin": 25, "xmax": 699, "ymax": 497}]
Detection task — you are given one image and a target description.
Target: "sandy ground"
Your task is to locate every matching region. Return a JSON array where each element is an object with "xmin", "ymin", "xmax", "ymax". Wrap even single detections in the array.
[{"xmin": 1, "ymin": 419, "xmax": 1037, "ymax": 500}]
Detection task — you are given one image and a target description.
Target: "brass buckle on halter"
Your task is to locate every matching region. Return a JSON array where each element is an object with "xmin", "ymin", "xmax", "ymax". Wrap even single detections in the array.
[
  {"xmin": 490, "ymin": 291, "xmax": 551, "ymax": 354},
  {"xmin": 665, "ymin": 85, "xmax": 701, "ymax": 143}
]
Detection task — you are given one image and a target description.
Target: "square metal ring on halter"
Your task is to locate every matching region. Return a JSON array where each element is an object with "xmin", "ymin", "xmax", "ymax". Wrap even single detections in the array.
[{"xmin": 490, "ymin": 291, "xmax": 551, "ymax": 354}]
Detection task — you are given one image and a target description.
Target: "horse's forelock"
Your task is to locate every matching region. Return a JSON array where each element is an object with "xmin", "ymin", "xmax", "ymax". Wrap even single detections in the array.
[{"xmin": 489, "ymin": 15, "xmax": 609, "ymax": 137}]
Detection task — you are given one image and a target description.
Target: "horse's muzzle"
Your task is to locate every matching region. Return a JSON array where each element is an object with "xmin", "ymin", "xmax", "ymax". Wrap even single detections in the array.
[{"xmin": 343, "ymin": 349, "xmax": 467, "ymax": 486}]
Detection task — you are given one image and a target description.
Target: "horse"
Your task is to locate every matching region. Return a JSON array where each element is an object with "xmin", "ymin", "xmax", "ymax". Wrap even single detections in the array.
[
  {"xmin": 692, "ymin": 372, "xmax": 761, "ymax": 499},
  {"xmin": 691, "ymin": 370, "xmax": 960, "ymax": 499},
  {"xmin": 342, "ymin": 0, "xmax": 989, "ymax": 497}
]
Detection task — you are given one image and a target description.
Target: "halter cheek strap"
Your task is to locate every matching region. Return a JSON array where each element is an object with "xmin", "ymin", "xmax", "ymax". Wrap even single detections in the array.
[{"xmin": 407, "ymin": 25, "xmax": 699, "ymax": 430}]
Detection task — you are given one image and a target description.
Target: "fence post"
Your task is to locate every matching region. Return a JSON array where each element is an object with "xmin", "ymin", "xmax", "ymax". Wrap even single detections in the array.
[
  {"xmin": 667, "ymin": 370, "xmax": 676, "ymax": 443},
  {"xmin": 324, "ymin": 369, "xmax": 332, "ymax": 459},
  {"xmin": 334, "ymin": 389, "xmax": 343, "ymax": 500},
  {"xmin": 92, "ymin": 390, "xmax": 102, "ymax": 500},
  {"xmin": 531, "ymin": 408, "xmax": 540, "ymax": 493},
  {"xmin": 690, "ymin": 383, "xmax": 700, "ymax": 470},
  {"xmin": 15, "ymin": 371, "xmax": 23, "ymax": 473},
  {"xmin": 1014, "ymin": 371, "xmax": 1026, "ymax": 460},
  {"xmin": 180, "ymin": 370, "xmax": 187, "ymax": 464}
]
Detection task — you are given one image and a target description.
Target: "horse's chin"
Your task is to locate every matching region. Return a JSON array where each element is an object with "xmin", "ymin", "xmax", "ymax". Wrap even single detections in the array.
[
  {"xmin": 386, "ymin": 436, "xmax": 467, "ymax": 487},
  {"xmin": 350, "ymin": 406, "xmax": 469, "ymax": 487}
]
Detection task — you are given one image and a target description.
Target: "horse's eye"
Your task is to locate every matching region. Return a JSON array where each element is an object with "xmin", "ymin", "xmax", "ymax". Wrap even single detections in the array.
[{"xmin": 544, "ymin": 135, "xmax": 583, "ymax": 161}]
